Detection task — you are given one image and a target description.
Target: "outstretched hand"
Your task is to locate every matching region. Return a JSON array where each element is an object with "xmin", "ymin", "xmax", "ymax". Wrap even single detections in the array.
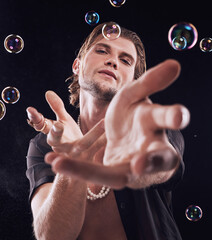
[
  {"xmin": 104, "ymin": 59, "xmax": 189, "ymax": 172},
  {"xmin": 45, "ymin": 59, "xmax": 190, "ymax": 189},
  {"xmin": 27, "ymin": 91, "xmax": 107, "ymax": 161},
  {"xmin": 27, "ymin": 91, "xmax": 82, "ymax": 153}
]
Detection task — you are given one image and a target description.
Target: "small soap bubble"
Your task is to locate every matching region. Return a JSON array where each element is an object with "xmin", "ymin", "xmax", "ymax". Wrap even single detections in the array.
[
  {"xmin": 185, "ymin": 205, "xmax": 203, "ymax": 222},
  {"xmin": 85, "ymin": 11, "xmax": 100, "ymax": 26},
  {"xmin": 102, "ymin": 22, "xmax": 121, "ymax": 40},
  {"xmin": 109, "ymin": 0, "xmax": 126, "ymax": 7},
  {"xmin": 200, "ymin": 37, "xmax": 212, "ymax": 52},
  {"xmin": 172, "ymin": 36, "xmax": 187, "ymax": 51},
  {"xmin": 168, "ymin": 22, "xmax": 198, "ymax": 51},
  {"xmin": 4, "ymin": 34, "xmax": 24, "ymax": 54},
  {"xmin": 1, "ymin": 86, "xmax": 20, "ymax": 104},
  {"xmin": 0, "ymin": 100, "xmax": 6, "ymax": 120}
]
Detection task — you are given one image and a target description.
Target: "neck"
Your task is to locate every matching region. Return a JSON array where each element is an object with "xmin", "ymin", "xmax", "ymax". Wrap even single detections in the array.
[{"xmin": 79, "ymin": 89, "xmax": 109, "ymax": 134}]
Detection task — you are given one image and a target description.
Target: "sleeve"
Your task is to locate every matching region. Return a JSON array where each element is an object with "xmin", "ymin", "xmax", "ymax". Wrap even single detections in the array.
[
  {"xmin": 26, "ymin": 133, "xmax": 56, "ymax": 202},
  {"xmin": 153, "ymin": 129, "xmax": 185, "ymax": 191}
]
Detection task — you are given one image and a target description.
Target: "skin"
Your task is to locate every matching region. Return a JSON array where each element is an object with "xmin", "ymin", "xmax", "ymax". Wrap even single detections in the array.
[
  {"xmin": 27, "ymin": 36, "xmax": 190, "ymax": 187},
  {"xmin": 26, "ymin": 35, "xmax": 190, "ymax": 239}
]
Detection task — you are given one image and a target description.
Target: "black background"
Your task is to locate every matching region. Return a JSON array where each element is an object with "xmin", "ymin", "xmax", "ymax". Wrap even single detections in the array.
[{"xmin": 0, "ymin": 0, "xmax": 211, "ymax": 239}]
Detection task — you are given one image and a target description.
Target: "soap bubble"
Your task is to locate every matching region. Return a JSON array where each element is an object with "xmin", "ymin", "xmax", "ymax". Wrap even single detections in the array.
[
  {"xmin": 172, "ymin": 36, "xmax": 187, "ymax": 51},
  {"xmin": 85, "ymin": 11, "xmax": 100, "ymax": 26},
  {"xmin": 200, "ymin": 37, "xmax": 212, "ymax": 52},
  {"xmin": 168, "ymin": 22, "xmax": 198, "ymax": 50},
  {"xmin": 109, "ymin": 0, "xmax": 126, "ymax": 7},
  {"xmin": 0, "ymin": 100, "xmax": 6, "ymax": 120},
  {"xmin": 102, "ymin": 22, "xmax": 121, "ymax": 40},
  {"xmin": 4, "ymin": 34, "xmax": 24, "ymax": 54},
  {"xmin": 185, "ymin": 205, "xmax": 203, "ymax": 222},
  {"xmin": 1, "ymin": 86, "xmax": 20, "ymax": 104}
]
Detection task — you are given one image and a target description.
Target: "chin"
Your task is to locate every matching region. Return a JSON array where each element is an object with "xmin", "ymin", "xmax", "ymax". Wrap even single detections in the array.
[{"xmin": 93, "ymin": 84, "xmax": 117, "ymax": 101}]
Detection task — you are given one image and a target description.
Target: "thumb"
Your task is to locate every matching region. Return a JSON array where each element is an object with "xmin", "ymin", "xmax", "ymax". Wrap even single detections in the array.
[{"xmin": 45, "ymin": 90, "xmax": 68, "ymax": 121}]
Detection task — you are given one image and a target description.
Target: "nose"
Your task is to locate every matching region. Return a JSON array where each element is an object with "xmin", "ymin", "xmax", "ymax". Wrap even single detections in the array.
[{"xmin": 104, "ymin": 57, "xmax": 118, "ymax": 70}]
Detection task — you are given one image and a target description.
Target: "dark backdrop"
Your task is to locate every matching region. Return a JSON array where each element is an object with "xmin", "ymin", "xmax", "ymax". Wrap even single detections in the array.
[{"xmin": 0, "ymin": 1, "xmax": 211, "ymax": 239}]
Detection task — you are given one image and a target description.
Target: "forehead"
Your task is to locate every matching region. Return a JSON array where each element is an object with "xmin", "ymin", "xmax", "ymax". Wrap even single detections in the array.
[{"xmin": 91, "ymin": 36, "xmax": 137, "ymax": 59}]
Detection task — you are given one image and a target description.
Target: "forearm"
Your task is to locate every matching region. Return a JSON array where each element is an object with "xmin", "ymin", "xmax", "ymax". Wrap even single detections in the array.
[{"xmin": 33, "ymin": 174, "xmax": 87, "ymax": 240}]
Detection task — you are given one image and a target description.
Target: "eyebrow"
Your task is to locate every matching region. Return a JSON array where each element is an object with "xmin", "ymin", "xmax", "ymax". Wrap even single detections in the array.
[{"xmin": 95, "ymin": 43, "xmax": 135, "ymax": 64}]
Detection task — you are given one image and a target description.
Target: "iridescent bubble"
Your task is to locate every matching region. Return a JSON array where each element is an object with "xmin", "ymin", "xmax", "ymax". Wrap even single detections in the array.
[
  {"xmin": 185, "ymin": 205, "xmax": 203, "ymax": 222},
  {"xmin": 4, "ymin": 34, "xmax": 24, "ymax": 54},
  {"xmin": 109, "ymin": 0, "xmax": 126, "ymax": 7},
  {"xmin": 0, "ymin": 100, "xmax": 6, "ymax": 120},
  {"xmin": 85, "ymin": 11, "xmax": 100, "ymax": 26},
  {"xmin": 172, "ymin": 36, "xmax": 187, "ymax": 51},
  {"xmin": 168, "ymin": 22, "xmax": 198, "ymax": 50},
  {"xmin": 1, "ymin": 86, "xmax": 20, "ymax": 104},
  {"xmin": 102, "ymin": 22, "xmax": 121, "ymax": 40},
  {"xmin": 200, "ymin": 37, "xmax": 212, "ymax": 52}
]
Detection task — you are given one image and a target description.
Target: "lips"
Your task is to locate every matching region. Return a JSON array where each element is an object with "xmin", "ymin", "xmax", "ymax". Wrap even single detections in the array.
[{"xmin": 98, "ymin": 69, "xmax": 117, "ymax": 80}]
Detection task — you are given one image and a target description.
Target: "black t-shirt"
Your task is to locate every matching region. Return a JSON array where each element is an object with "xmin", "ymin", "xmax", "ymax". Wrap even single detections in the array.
[{"xmin": 26, "ymin": 130, "xmax": 184, "ymax": 240}]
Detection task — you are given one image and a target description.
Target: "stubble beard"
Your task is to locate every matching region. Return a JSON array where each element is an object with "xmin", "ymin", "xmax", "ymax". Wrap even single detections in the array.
[{"xmin": 80, "ymin": 79, "xmax": 117, "ymax": 102}]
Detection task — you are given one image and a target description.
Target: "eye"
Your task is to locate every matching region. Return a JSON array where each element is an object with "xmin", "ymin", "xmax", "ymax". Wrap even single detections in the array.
[
  {"xmin": 96, "ymin": 49, "xmax": 107, "ymax": 54},
  {"xmin": 121, "ymin": 58, "xmax": 131, "ymax": 66}
]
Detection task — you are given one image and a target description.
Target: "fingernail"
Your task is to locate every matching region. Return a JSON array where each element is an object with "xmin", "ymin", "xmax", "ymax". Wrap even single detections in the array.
[
  {"xmin": 180, "ymin": 107, "xmax": 190, "ymax": 128},
  {"xmin": 26, "ymin": 111, "xmax": 32, "ymax": 120}
]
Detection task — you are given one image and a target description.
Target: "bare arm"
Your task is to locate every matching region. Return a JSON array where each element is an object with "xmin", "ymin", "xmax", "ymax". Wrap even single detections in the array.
[
  {"xmin": 31, "ymin": 174, "xmax": 87, "ymax": 240},
  {"xmin": 27, "ymin": 98, "xmax": 106, "ymax": 239}
]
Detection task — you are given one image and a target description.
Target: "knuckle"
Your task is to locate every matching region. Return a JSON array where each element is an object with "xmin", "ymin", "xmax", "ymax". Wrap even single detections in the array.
[{"xmin": 70, "ymin": 143, "xmax": 87, "ymax": 158}]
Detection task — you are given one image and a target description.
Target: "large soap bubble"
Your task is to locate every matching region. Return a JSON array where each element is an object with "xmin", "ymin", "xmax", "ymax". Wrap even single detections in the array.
[
  {"xmin": 4, "ymin": 34, "xmax": 24, "ymax": 54},
  {"xmin": 0, "ymin": 100, "xmax": 6, "ymax": 120},
  {"xmin": 200, "ymin": 37, "xmax": 212, "ymax": 52},
  {"xmin": 1, "ymin": 86, "xmax": 20, "ymax": 104},
  {"xmin": 109, "ymin": 0, "xmax": 126, "ymax": 7},
  {"xmin": 168, "ymin": 22, "xmax": 198, "ymax": 51},
  {"xmin": 102, "ymin": 22, "xmax": 121, "ymax": 40},
  {"xmin": 85, "ymin": 11, "xmax": 100, "ymax": 26},
  {"xmin": 185, "ymin": 205, "xmax": 203, "ymax": 222}
]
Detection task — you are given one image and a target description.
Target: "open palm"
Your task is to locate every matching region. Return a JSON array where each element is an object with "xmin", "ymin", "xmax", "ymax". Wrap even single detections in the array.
[
  {"xmin": 103, "ymin": 59, "xmax": 189, "ymax": 174},
  {"xmin": 45, "ymin": 60, "xmax": 190, "ymax": 189}
]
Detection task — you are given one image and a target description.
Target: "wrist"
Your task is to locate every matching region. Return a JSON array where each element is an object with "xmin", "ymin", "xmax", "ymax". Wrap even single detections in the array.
[{"xmin": 55, "ymin": 173, "xmax": 87, "ymax": 192}]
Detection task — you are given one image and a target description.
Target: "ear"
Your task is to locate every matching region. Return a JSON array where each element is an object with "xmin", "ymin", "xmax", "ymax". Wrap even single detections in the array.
[{"xmin": 72, "ymin": 58, "xmax": 80, "ymax": 75}]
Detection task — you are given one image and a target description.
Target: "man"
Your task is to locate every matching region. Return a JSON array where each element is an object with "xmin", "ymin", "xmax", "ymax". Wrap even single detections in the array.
[{"xmin": 26, "ymin": 22, "xmax": 190, "ymax": 239}]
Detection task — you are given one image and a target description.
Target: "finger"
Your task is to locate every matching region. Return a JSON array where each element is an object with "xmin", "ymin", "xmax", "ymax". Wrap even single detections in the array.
[
  {"xmin": 131, "ymin": 144, "xmax": 180, "ymax": 176},
  {"xmin": 47, "ymin": 121, "xmax": 64, "ymax": 147},
  {"xmin": 45, "ymin": 153, "xmax": 130, "ymax": 189},
  {"xmin": 115, "ymin": 59, "xmax": 181, "ymax": 107},
  {"xmin": 26, "ymin": 107, "xmax": 53, "ymax": 134},
  {"xmin": 26, "ymin": 107, "xmax": 43, "ymax": 124},
  {"xmin": 139, "ymin": 103, "xmax": 190, "ymax": 130},
  {"xmin": 151, "ymin": 104, "xmax": 190, "ymax": 130},
  {"xmin": 45, "ymin": 91, "xmax": 70, "ymax": 121},
  {"xmin": 45, "ymin": 151, "xmax": 59, "ymax": 164},
  {"xmin": 86, "ymin": 133, "xmax": 106, "ymax": 161}
]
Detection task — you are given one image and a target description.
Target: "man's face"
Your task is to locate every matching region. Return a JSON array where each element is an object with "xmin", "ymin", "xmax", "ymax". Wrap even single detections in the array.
[{"xmin": 74, "ymin": 35, "xmax": 137, "ymax": 101}]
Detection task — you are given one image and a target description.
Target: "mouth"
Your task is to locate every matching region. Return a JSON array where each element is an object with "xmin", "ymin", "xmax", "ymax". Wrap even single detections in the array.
[{"xmin": 98, "ymin": 70, "xmax": 117, "ymax": 80}]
